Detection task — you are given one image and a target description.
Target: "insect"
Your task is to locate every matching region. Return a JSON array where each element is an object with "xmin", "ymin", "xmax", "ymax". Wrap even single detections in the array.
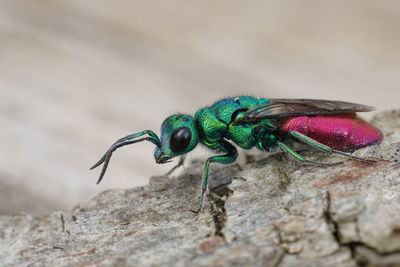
[{"xmin": 91, "ymin": 96, "xmax": 383, "ymax": 212}]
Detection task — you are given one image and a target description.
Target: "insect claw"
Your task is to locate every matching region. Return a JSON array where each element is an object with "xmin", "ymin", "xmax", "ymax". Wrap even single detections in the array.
[
  {"xmin": 165, "ymin": 156, "xmax": 186, "ymax": 176},
  {"xmin": 190, "ymin": 208, "xmax": 202, "ymax": 214},
  {"xmin": 190, "ymin": 188, "xmax": 206, "ymax": 213},
  {"xmin": 364, "ymin": 158, "xmax": 377, "ymax": 163}
]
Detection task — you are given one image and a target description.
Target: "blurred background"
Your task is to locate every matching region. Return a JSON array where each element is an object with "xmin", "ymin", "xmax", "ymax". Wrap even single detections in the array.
[{"xmin": 0, "ymin": 0, "xmax": 399, "ymax": 215}]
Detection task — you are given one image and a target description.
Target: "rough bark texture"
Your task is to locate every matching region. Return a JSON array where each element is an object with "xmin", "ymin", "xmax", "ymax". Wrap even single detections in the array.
[{"xmin": 1, "ymin": 110, "xmax": 400, "ymax": 267}]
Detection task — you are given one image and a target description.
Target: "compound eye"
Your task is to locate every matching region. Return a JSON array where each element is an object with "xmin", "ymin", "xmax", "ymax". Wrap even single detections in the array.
[{"xmin": 170, "ymin": 127, "xmax": 192, "ymax": 153}]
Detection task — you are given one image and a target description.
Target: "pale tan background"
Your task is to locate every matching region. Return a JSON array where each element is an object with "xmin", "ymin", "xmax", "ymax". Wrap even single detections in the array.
[{"xmin": 0, "ymin": 0, "xmax": 399, "ymax": 214}]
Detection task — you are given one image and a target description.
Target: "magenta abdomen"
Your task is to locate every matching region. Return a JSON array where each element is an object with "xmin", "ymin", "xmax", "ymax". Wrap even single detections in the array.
[{"xmin": 280, "ymin": 114, "xmax": 383, "ymax": 152}]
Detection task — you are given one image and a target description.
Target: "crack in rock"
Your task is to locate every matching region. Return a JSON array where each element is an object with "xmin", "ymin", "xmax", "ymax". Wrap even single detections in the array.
[
  {"xmin": 209, "ymin": 185, "xmax": 233, "ymax": 237},
  {"xmin": 324, "ymin": 190, "xmax": 340, "ymax": 246},
  {"xmin": 323, "ymin": 190, "xmax": 400, "ymax": 267}
]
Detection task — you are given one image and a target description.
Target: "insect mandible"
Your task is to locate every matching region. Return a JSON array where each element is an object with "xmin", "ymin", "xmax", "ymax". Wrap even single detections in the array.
[{"xmin": 91, "ymin": 96, "xmax": 383, "ymax": 212}]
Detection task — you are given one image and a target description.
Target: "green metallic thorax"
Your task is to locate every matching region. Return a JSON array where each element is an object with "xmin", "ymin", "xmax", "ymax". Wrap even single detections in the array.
[{"xmin": 195, "ymin": 96, "xmax": 277, "ymax": 151}]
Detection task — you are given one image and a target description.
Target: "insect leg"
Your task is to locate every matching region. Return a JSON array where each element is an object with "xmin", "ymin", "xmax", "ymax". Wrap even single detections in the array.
[
  {"xmin": 278, "ymin": 141, "xmax": 343, "ymax": 166},
  {"xmin": 288, "ymin": 131, "xmax": 375, "ymax": 163},
  {"xmin": 165, "ymin": 156, "xmax": 186, "ymax": 176},
  {"xmin": 191, "ymin": 140, "xmax": 238, "ymax": 213}
]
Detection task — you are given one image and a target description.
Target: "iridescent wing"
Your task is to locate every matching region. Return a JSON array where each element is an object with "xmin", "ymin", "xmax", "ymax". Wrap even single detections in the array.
[{"xmin": 241, "ymin": 98, "xmax": 374, "ymax": 123}]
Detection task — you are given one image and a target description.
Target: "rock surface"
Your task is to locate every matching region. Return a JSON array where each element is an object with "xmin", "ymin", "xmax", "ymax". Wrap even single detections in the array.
[{"xmin": 1, "ymin": 110, "xmax": 400, "ymax": 266}]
